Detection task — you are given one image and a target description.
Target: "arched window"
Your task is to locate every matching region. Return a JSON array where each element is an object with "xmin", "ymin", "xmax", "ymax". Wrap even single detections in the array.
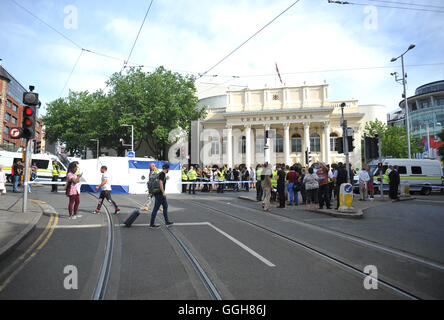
[
  {"xmin": 275, "ymin": 134, "xmax": 283, "ymax": 153},
  {"xmin": 239, "ymin": 136, "xmax": 246, "ymax": 154},
  {"xmin": 330, "ymin": 132, "xmax": 339, "ymax": 152},
  {"xmin": 310, "ymin": 133, "xmax": 320, "ymax": 152},
  {"xmin": 291, "ymin": 133, "xmax": 302, "ymax": 153}
]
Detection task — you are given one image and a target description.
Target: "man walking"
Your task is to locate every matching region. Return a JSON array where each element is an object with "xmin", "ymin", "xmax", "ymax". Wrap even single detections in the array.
[
  {"xmin": 149, "ymin": 164, "xmax": 174, "ymax": 228},
  {"xmin": 261, "ymin": 162, "xmax": 273, "ymax": 212},
  {"xmin": 93, "ymin": 166, "xmax": 120, "ymax": 214},
  {"xmin": 12, "ymin": 160, "xmax": 23, "ymax": 193}
]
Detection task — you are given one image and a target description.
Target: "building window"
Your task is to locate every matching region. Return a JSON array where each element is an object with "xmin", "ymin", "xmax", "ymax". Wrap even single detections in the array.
[
  {"xmin": 291, "ymin": 133, "xmax": 302, "ymax": 153},
  {"xmin": 6, "ymin": 100, "xmax": 11, "ymax": 108},
  {"xmin": 36, "ymin": 132, "xmax": 40, "ymax": 138},
  {"xmin": 330, "ymin": 133, "xmax": 339, "ymax": 151},
  {"xmin": 210, "ymin": 137, "xmax": 219, "ymax": 156},
  {"xmin": 256, "ymin": 135, "xmax": 264, "ymax": 154},
  {"xmin": 238, "ymin": 136, "xmax": 246, "ymax": 154},
  {"xmin": 4, "ymin": 126, "xmax": 9, "ymax": 134},
  {"xmin": 13, "ymin": 104, "xmax": 18, "ymax": 112},
  {"xmin": 275, "ymin": 134, "xmax": 283, "ymax": 153},
  {"xmin": 11, "ymin": 116, "xmax": 17, "ymax": 125},
  {"xmin": 36, "ymin": 121, "xmax": 40, "ymax": 128},
  {"xmin": 5, "ymin": 113, "xmax": 10, "ymax": 121},
  {"xmin": 310, "ymin": 133, "xmax": 321, "ymax": 152}
]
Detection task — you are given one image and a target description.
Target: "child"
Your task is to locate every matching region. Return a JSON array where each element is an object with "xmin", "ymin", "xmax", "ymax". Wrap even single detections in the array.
[{"xmin": 0, "ymin": 166, "xmax": 7, "ymax": 195}]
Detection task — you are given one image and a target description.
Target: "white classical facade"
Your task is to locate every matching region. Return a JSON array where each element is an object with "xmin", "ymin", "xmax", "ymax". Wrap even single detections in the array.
[{"xmin": 191, "ymin": 84, "xmax": 386, "ymax": 169}]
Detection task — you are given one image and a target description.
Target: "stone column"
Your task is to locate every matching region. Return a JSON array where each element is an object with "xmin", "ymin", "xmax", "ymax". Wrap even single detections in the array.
[
  {"xmin": 284, "ymin": 123, "xmax": 290, "ymax": 165},
  {"xmin": 323, "ymin": 121, "xmax": 330, "ymax": 164},
  {"xmin": 303, "ymin": 122, "xmax": 310, "ymax": 154},
  {"xmin": 227, "ymin": 125, "xmax": 232, "ymax": 169},
  {"xmin": 245, "ymin": 125, "xmax": 251, "ymax": 169}
]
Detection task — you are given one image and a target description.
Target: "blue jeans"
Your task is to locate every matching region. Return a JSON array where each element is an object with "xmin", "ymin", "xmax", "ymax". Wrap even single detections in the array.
[
  {"xmin": 13, "ymin": 176, "xmax": 20, "ymax": 192},
  {"xmin": 150, "ymin": 193, "xmax": 170, "ymax": 225},
  {"xmin": 288, "ymin": 182, "xmax": 298, "ymax": 205}
]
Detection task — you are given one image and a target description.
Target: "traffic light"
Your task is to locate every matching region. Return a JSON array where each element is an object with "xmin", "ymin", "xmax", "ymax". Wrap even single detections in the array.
[
  {"xmin": 181, "ymin": 145, "xmax": 185, "ymax": 156},
  {"xmin": 305, "ymin": 149, "xmax": 311, "ymax": 166},
  {"xmin": 22, "ymin": 106, "xmax": 36, "ymax": 139},
  {"xmin": 347, "ymin": 136, "xmax": 355, "ymax": 152},
  {"xmin": 335, "ymin": 137, "xmax": 344, "ymax": 154},
  {"xmin": 34, "ymin": 140, "xmax": 41, "ymax": 154},
  {"xmin": 365, "ymin": 137, "xmax": 379, "ymax": 159},
  {"xmin": 23, "ymin": 91, "xmax": 39, "ymax": 106}
]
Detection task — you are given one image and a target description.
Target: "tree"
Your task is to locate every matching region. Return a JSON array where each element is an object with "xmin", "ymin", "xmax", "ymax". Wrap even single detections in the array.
[
  {"xmin": 106, "ymin": 66, "xmax": 206, "ymax": 159},
  {"xmin": 42, "ymin": 66, "xmax": 206, "ymax": 159},
  {"xmin": 437, "ymin": 127, "xmax": 444, "ymax": 159},
  {"xmin": 363, "ymin": 120, "xmax": 423, "ymax": 158}
]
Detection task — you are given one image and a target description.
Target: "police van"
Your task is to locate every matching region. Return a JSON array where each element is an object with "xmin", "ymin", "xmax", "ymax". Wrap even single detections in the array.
[
  {"xmin": 366, "ymin": 158, "xmax": 444, "ymax": 195},
  {"xmin": 0, "ymin": 150, "xmax": 67, "ymax": 182}
]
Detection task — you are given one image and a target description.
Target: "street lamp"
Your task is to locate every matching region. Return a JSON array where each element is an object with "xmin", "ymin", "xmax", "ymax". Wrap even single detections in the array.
[
  {"xmin": 391, "ymin": 44, "xmax": 415, "ymax": 159},
  {"xmin": 121, "ymin": 124, "xmax": 134, "ymax": 153},
  {"xmin": 90, "ymin": 139, "xmax": 99, "ymax": 158}
]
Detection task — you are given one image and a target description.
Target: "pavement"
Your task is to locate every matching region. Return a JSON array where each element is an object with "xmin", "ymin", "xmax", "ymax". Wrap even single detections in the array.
[
  {"xmin": 0, "ymin": 193, "xmax": 43, "ymax": 261},
  {"xmin": 238, "ymin": 191, "xmax": 415, "ymax": 218}
]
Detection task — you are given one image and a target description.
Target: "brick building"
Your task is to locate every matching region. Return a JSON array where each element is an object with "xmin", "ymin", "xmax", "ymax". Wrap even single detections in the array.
[{"xmin": 0, "ymin": 64, "xmax": 43, "ymax": 152}]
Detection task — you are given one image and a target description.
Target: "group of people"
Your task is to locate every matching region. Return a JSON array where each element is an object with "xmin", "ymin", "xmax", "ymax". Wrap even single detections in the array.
[
  {"xmin": 7, "ymin": 160, "xmax": 39, "ymax": 193},
  {"xmin": 181, "ymin": 165, "xmax": 256, "ymax": 194}
]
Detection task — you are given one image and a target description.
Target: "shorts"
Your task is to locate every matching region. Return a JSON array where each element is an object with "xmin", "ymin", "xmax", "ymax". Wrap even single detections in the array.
[{"xmin": 368, "ymin": 182, "xmax": 374, "ymax": 193}]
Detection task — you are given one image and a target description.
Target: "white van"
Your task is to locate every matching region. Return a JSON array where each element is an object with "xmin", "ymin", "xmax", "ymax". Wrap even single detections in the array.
[
  {"xmin": 366, "ymin": 158, "xmax": 444, "ymax": 195},
  {"xmin": 0, "ymin": 151, "xmax": 67, "ymax": 182}
]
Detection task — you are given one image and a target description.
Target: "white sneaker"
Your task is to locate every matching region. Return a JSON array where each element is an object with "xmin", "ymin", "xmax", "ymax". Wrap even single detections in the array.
[{"xmin": 72, "ymin": 216, "xmax": 77, "ymax": 220}]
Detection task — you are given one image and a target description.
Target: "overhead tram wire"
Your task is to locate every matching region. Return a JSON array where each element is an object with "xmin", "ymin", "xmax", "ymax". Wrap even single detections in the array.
[
  {"xmin": 367, "ymin": 0, "xmax": 444, "ymax": 10},
  {"xmin": 59, "ymin": 49, "xmax": 85, "ymax": 97},
  {"xmin": 328, "ymin": 0, "xmax": 444, "ymax": 13},
  {"xmin": 196, "ymin": 0, "xmax": 302, "ymax": 80},
  {"xmin": 120, "ymin": 0, "xmax": 155, "ymax": 74}
]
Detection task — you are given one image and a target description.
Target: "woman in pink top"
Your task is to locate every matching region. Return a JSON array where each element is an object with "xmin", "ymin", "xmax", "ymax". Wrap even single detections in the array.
[
  {"xmin": 66, "ymin": 162, "xmax": 82, "ymax": 219},
  {"xmin": 0, "ymin": 165, "xmax": 7, "ymax": 195}
]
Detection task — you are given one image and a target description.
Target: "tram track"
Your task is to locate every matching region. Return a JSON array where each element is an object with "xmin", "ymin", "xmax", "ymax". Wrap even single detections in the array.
[
  {"xmin": 189, "ymin": 199, "xmax": 421, "ymax": 300},
  {"xmin": 126, "ymin": 197, "xmax": 223, "ymax": 300},
  {"xmin": 87, "ymin": 193, "xmax": 114, "ymax": 300}
]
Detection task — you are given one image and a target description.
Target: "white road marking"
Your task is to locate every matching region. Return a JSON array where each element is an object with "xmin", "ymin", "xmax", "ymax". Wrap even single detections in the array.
[
  {"xmin": 121, "ymin": 198, "xmax": 276, "ymax": 267},
  {"xmin": 414, "ymin": 199, "xmax": 444, "ymax": 204}
]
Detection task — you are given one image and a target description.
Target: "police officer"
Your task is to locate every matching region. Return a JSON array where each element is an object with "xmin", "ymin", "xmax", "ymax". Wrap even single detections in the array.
[
  {"xmin": 51, "ymin": 161, "xmax": 60, "ymax": 192},
  {"xmin": 181, "ymin": 165, "xmax": 188, "ymax": 193},
  {"xmin": 216, "ymin": 167, "xmax": 225, "ymax": 193},
  {"xmin": 271, "ymin": 167, "xmax": 278, "ymax": 202},
  {"xmin": 256, "ymin": 164, "xmax": 263, "ymax": 201},
  {"xmin": 187, "ymin": 165, "xmax": 197, "ymax": 194}
]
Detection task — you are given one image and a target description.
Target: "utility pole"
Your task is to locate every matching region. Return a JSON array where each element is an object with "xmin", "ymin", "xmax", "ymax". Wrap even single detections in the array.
[
  {"xmin": 22, "ymin": 138, "xmax": 32, "ymax": 212},
  {"xmin": 378, "ymin": 133, "xmax": 383, "ymax": 200},
  {"xmin": 341, "ymin": 103, "xmax": 350, "ymax": 183},
  {"xmin": 363, "ymin": 132, "xmax": 367, "ymax": 167}
]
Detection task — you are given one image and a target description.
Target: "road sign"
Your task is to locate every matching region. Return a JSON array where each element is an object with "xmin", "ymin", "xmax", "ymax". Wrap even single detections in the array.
[
  {"xmin": 127, "ymin": 151, "xmax": 135, "ymax": 158},
  {"xmin": 9, "ymin": 128, "xmax": 22, "ymax": 139},
  {"xmin": 346, "ymin": 127, "xmax": 354, "ymax": 137}
]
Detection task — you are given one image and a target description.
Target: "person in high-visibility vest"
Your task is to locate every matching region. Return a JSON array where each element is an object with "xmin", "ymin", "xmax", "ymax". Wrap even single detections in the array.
[
  {"xmin": 271, "ymin": 168, "xmax": 278, "ymax": 202},
  {"xmin": 187, "ymin": 166, "xmax": 197, "ymax": 194},
  {"xmin": 202, "ymin": 167, "xmax": 210, "ymax": 192},
  {"xmin": 51, "ymin": 161, "xmax": 60, "ymax": 193},
  {"xmin": 181, "ymin": 165, "xmax": 188, "ymax": 193},
  {"xmin": 216, "ymin": 167, "xmax": 225, "ymax": 193},
  {"xmin": 383, "ymin": 165, "xmax": 393, "ymax": 184},
  {"xmin": 256, "ymin": 165, "xmax": 263, "ymax": 201}
]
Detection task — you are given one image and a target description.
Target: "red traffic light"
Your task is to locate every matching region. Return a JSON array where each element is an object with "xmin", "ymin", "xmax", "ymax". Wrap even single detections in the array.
[
  {"xmin": 25, "ymin": 107, "xmax": 34, "ymax": 116},
  {"xmin": 378, "ymin": 163, "xmax": 382, "ymax": 168}
]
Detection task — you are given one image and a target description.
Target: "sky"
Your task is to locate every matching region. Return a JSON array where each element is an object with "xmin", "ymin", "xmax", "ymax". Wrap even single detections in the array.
[{"xmin": 1, "ymin": 0, "xmax": 444, "ymax": 116}]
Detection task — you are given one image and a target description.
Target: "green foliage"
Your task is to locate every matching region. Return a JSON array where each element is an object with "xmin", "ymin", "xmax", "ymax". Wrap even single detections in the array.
[
  {"xmin": 43, "ymin": 66, "xmax": 205, "ymax": 158},
  {"xmin": 437, "ymin": 127, "xmax": 444, "ymax": 158},
  {"xmin": 363, "ymin": 120, "xmax": 424, "ymax": 158}
]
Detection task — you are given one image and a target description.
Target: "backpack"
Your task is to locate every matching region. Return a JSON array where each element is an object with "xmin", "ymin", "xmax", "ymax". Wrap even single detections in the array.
[{"xmin": 147, "ymin": 172, "xmax": 161, "ymax": 194}]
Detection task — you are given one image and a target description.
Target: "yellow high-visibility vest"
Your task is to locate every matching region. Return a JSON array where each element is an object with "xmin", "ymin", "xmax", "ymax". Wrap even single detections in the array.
[
  {"xmin": 182, "ymin": 169, "xmax": 188, "ymax": 181},
  {"xmin": 383, "ymin": 168, "xmax": 391, "ymax": 183},
  {"xmin": 271, "ymin": 170, "xmax": 277, "ymax": 187},
  {"xmin": 187, "ymin": 169, "xmax": 197, "ymax": 180}
]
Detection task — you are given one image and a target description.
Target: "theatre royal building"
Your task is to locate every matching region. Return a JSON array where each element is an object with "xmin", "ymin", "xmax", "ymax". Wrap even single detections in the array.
[{"xmin": 190, "ymin": 83, "xmax": 386, "ymax": 170}]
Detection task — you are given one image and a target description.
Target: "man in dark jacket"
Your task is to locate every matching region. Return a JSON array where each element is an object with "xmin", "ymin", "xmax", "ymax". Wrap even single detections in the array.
[
  {"xmin": 389, "ymin": 165, "xmax": 401, "ymax": 201},
  {"xmin": 276, "ymin": 165, "xmax": 286, "ymax": 208},
  {"xmin": 334, "ymin": 162, "xmax": 348, "ymax": 210}
]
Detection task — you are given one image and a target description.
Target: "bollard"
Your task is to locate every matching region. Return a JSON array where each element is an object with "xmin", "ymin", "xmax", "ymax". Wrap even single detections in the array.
[{"xmin": 338, "ymin": 183, "xmax": 357, "ymax": 213}]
